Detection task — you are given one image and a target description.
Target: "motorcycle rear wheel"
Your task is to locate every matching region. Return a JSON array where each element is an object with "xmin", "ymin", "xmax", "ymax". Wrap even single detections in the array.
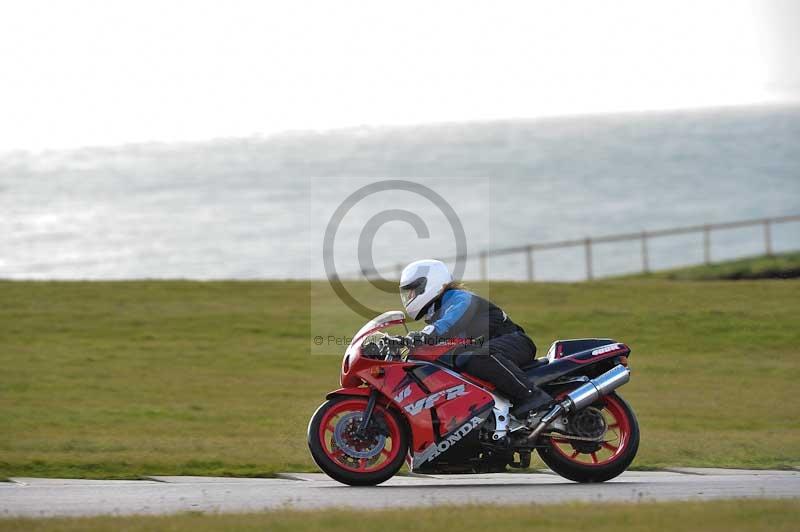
[
  {"xmin": 307, "ymin": 396, "xmax": 408, "ymax": 486},
  {"xmin": 537, "ymin": 392, "xmax": 639, "ymax": 483}
]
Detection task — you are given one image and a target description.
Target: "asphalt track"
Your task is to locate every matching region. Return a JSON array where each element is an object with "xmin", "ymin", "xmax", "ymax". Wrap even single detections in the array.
[{"xmin": 2, "ymin": 469, "xmax": 799, "ymax": 518}]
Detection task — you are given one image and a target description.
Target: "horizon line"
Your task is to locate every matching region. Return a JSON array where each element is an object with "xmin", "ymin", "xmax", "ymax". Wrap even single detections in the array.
[{"xmin": 3, "ymin": 97, "xmax": 799, "ymax": 158}]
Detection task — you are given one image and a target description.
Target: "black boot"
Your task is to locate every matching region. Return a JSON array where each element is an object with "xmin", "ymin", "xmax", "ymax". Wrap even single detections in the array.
[{"xmin": 510, "ymin": 387, "xmax": 553, "ymax": 418}]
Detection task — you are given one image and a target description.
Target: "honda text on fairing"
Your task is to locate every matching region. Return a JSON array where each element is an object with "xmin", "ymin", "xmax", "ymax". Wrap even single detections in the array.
[{"xmin": 307, "ymin": 311, "xmax": 640, "ymax": 485}]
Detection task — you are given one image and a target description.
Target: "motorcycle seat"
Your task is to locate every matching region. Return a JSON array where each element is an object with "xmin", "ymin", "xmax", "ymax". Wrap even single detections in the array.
[{"xmin": 520, "ymin": 357, "xmax": 549, "ymax": 371}]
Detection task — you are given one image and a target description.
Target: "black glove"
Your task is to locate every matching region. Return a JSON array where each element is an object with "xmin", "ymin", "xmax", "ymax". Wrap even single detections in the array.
[{"xmin": 407, "ymin": 330, "xmax": 434, "ymax": 346}]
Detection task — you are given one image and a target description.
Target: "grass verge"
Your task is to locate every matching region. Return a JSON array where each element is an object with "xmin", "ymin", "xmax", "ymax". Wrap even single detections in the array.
[
  {"xmin": 1, "ymin": 500, "xmax": 799, "ymax": 532},
  {"xmin": 624, "ymin": 252, "xmax": 800, "ymax": 280},
  {"xmin": 1, "ymin": 279, "xmax": 798, "ymax": 478}
]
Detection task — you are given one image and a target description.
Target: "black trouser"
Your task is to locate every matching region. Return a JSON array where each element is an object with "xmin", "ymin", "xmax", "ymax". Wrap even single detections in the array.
[{"xmin": 457, "ymin": 331, "xmax": 538, "ymax": 400}]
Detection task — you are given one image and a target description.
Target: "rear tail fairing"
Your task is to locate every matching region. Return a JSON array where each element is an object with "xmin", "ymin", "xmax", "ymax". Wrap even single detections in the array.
[
  {"xmin": 526, "ymin": 342, "xmax": 630, "ymax": 386},
  {"xmin": 547, "ymin": 338, "xmax": 617, "ymax": 359}
]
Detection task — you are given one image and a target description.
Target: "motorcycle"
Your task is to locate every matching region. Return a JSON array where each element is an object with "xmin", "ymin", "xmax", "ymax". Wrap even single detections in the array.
[{"xmin": 308, "ymin": 311, "xmax": 639, "ymax": 485}]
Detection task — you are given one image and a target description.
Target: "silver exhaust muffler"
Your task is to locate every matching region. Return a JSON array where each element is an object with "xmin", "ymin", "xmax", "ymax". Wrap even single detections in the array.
[
  {"xmin": 527, "ymin": 364, "xmax": 630, "ymax": 441},
  {"xmin": 562, "ymin": 364, "xmax": 630, "ymax": 411}
]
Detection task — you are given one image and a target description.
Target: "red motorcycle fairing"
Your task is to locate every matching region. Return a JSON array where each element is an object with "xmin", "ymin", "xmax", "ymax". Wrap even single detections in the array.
[{"xmin": 351, "ymin": 359, "xmax": 495, "ymax": 470}]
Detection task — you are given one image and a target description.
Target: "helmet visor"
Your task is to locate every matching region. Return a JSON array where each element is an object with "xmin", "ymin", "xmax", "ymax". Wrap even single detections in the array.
[
  {"xmin": 400, "ymin": 286, "xmax": 418, "ymax": 306},
  {"xmin": 400, "ymin": 277, "xmax": 427, "ymax": 307}
]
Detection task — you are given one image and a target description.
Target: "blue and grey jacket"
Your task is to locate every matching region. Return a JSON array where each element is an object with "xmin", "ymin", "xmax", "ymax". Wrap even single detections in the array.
[{"xmin": 421, "ymin": 289, "xmax": 524, "ymax": 341}]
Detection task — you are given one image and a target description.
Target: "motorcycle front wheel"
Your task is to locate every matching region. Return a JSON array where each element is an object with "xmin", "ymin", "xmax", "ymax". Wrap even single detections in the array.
[
  {"xmin": 307, "ymin": 395, "xmax": 408, "ymax": 486},
  {"xmin": 537, "ymin": 392, "xmax": 640, "ymax": 483}
]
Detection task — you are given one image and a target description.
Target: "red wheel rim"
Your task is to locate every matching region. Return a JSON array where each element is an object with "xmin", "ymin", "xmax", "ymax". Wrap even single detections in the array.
[
  {"xmin": 549, "ymin": 394, "xmax": 631, "ymax": 467},
  {"xmin": 317, "ymin": 398, "xmax": 402, "ymax": 473}
]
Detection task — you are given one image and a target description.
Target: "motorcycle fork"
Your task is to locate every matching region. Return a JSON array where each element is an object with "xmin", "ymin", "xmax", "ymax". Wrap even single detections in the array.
[{"xmin": 355, "ymin": 388, "xmax": 379, "ymax": 437}]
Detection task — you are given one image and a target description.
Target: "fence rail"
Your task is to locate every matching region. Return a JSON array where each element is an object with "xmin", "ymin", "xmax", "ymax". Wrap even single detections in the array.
[{"xmin": 357, "ymin": 214, "xmax": 800, "ymax": 281}]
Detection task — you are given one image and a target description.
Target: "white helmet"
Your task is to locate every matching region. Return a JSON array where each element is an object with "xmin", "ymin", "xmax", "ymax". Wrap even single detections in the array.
[{"xmin": 399, "ymin": 259, "xmax": 452, "ymax": 320}]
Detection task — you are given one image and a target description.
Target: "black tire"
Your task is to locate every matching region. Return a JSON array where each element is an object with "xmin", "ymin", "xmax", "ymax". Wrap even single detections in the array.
[
  {"xmin": 307, "ymin": 396, "xmax": 408, "ymax": 486},
  {"xmin": 537, "ymin": 393, "xmax": 639, "ymax": 483}
]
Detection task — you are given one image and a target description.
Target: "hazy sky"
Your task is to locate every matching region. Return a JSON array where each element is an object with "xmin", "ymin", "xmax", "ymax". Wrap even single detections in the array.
[{"xmin": 0, "ymin": 0, "xmax": 796, "ymax": 151}]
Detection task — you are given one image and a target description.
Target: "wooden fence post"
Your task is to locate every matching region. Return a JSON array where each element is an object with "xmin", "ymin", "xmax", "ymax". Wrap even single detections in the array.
[
  {"xmin": 703, "ymin": 225, "xmax": 711, "ymax": 264},
  {"xmin": 526, "ymin": 246, "xmax": 534, "ymax": 281},
  {"xmin": 764, "ymin": 219, "xmax": 773, "ymax": 256},
  {"xmin": 584, "ymin": 238, "xmax": 593, "ymax": 281},
  {"xmin": 641, "ymin": 231, "xmax": 650, "ymax": 273}
]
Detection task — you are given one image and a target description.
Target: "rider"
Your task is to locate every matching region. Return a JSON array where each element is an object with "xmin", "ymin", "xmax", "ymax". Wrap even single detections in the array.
[{"xmin": 399, "ymin": 259, "xmax": 553, "ymax": 417}]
